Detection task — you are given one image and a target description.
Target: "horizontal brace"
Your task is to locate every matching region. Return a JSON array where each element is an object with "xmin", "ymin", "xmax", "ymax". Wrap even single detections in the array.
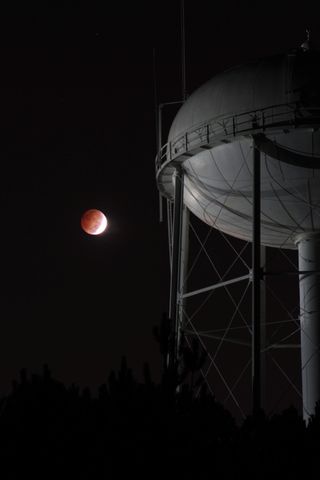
[
  {"xmin": 263, "ymin": 270, "xmax": 320, "ymax": 276},
  {"xmin": 184, "ymin": 330, "xmax": 251, "ymax": 347},
  {"xmin": 182, "ymin": 273, "xmax": 251, "ymax": 299},
  {"xmin": 159, "ymin": 100, "xmax": 184, "ymax": 108},
  {"xmin": 184, "ymin": 331, "xmax": 300, "ymax": 351},
  {"xmin": 263, "ymin": 343, "xmax": 300, "ymax": 352}
]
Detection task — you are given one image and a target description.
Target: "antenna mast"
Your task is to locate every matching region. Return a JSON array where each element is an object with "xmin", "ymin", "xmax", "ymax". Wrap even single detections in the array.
[
  {"xmin": 181, "ymin": 0, "xmax": 187, "ymax": 101},
  {"xmin": 153, "ymin": 48, "xmax": 159, "ymax": 153}
]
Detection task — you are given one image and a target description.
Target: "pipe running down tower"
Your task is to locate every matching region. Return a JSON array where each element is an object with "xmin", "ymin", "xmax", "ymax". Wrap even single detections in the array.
[
  {"xmin": 156, "ymin": 42, "xmax": 320, "ymax": 420},
  {"xmin": 296, "ymin": 233, "xmax": 320, "ymax": 418}
]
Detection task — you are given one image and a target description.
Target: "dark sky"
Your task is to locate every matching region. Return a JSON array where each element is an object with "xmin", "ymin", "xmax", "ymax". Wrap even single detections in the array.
[{"xmin": 0, "ymin": 1, "xmax": 319, "ymax": 410}]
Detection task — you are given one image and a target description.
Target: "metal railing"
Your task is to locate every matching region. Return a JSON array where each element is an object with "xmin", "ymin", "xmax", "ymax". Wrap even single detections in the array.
[{"xmin": 155, "ymin": 102, "xmax": 320, "ymax": 174}]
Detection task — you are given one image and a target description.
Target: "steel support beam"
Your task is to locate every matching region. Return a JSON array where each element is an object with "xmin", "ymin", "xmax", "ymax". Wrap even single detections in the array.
[
  {"xmin": 252, "ymin": 141, "xmax": 261, "ymax": 414},
  {"xmin": 177, "ymin": 204, "xmax": 189, "ymax": 358},
  {"xmin": 169, "ymin": 167, "xmax": 185, "ymax": 368},
  {"xmin": 182, "ymin": 274, "xmax": 251, "ymax": 299},
  {"xmin": 167, "ymin": 199, "xmax": 173, "ymax": 272},
  {"xmin": 260, "ymin": 245, "xmax": 267, "ymax": 411},
  {"xmin": 296, "ymin": 233, "xmax": 320, "ymax": 421}
]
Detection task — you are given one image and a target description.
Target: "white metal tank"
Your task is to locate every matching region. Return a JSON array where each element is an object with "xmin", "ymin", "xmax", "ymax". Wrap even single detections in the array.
[
  {"xmin": 157, "ymin": 49, "xmax": 320, "ymax": 249},
  {"xmin": 156, "ymin": 47, "xmax": 320, "ymax": 420}
]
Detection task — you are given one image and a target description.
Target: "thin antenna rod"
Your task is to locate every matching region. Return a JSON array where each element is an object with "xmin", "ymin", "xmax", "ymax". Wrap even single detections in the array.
[
  {"xmin": 153, "ymin": 48, "xmax": 163, "ymax": 222},
  {"xmin": 153, "ymin": 48, "xmax": 159, "ymax": 153},
  {"xmin": 181, "ymin": 0, "xmax": 187, "ymax": 101}
]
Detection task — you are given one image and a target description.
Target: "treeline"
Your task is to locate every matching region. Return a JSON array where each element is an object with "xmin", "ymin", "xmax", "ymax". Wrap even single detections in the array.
[{"xmin": 0, "ymin": 317, "xmax": 319, "ymax": 478}]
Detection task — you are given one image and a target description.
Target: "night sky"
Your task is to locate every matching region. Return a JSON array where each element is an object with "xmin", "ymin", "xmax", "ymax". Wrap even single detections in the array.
[{"xmin": 0, "ymin": 1, "xmax": 319, "ymax": 411}]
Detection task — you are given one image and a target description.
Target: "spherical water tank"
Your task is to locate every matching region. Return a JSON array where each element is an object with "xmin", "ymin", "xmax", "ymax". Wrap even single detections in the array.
[{"xmin": 157, "ymin": 49, "xmax": 320, "ymax": 249}]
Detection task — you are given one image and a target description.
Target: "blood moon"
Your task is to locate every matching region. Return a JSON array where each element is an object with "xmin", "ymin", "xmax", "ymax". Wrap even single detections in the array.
[{"xmin": 81, "ymin": 209, "xmax": 108, "ymax": 235}]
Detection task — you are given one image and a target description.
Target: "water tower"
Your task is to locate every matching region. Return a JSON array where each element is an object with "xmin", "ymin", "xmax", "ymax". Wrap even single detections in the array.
[{"xmin": 156, "ymin": 41, "xmax": 320, "ymax": 421}]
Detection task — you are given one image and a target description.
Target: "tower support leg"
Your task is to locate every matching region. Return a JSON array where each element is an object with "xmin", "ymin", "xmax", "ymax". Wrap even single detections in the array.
[
  {"xmin": 260, "ymin": 245, "xmax": 267, "ymax": 410},
  {"xmin": 169, "ymin": 167, "xmax": 189, "ymax": 370},
  {"xmin": 252, "ymin": 141, "xmax": 261, "ymax": 414},
  {"xmin": 296, "ymin": 233, "xmax": 320, "ymax": 421},
  {"xmin": 177, "ymin": 205, "xmax": 189, "ymax": 360}
]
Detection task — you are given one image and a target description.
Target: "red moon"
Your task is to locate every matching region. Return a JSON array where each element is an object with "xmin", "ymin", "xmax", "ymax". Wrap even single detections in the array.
[{"xmin": 81, "ymin": 209, "xmax": 108, "ymax": 235}]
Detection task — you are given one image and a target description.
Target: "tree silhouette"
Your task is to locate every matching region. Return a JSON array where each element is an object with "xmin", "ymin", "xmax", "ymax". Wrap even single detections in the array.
[
  {"xmin": 178, "ymin": 333, "xmax": 207, "ymax": 392},
  {"xmin": 153, "ymin": 314, "xmax": 208, "ymax": 399}
]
